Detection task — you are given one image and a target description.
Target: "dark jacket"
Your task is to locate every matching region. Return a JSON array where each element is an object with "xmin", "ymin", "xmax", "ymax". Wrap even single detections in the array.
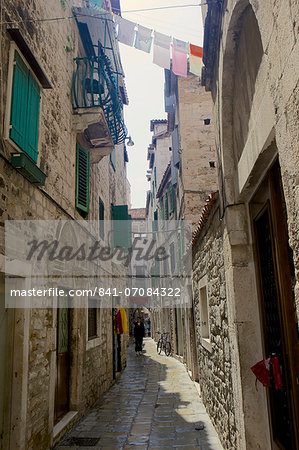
[{"xmin": 134, "ymin": 322, "xmax": 145, "ymax": 338}]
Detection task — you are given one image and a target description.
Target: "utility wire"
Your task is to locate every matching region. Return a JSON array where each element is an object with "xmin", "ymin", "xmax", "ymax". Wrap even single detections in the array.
[
  {"xmin": 0, "ymin": 3, "xmax": 208, "ymax": 25},
  {"xmin": 122, "ymin": 3, "xmax": 207, "ymax": 13}
]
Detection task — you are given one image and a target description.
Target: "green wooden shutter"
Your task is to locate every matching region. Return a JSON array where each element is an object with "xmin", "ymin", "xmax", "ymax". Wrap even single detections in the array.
[
  {"xmin": 169, "ymin": 184, "xmax": 175, "ymax": 213},
  {"xmin": 111, "ymin": 205, "xmax": 131, "ymax": 248},
  {"xmin": 25, "ymin": 71, "xmax": 40, "ymax": 162},
  {"xmin": 10, "ymin": 51, "xmax": 29, "ymax": 152},
  {"xmin": 76, "ymin": 145, "xmax": 90, "ymax": 213},
  {"xmin": 165, "ymin": 194, "xmax": 169, "ymax": 220},
  {"xmin": 160, "ymin": 197, "xmax": 164, "ymax": 222}
]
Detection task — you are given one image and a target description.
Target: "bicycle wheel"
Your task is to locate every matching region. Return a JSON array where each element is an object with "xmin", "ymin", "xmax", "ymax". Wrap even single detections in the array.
[
  {"xmin": 157, "ymin": 339, "xmax": 163, "ymax": 354},
  {"xmin": 165, "ymin": 341, "xmax": 171, "ymax": 356}
]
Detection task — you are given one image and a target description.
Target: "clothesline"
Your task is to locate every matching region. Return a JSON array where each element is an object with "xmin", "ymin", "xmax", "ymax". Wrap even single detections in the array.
[{"xmin": 113, "ymin": 15, "xmax": 203, "ymax": 77}]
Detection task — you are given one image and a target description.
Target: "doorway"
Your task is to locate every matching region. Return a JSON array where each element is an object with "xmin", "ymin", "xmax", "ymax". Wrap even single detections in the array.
[
  {"xmin": 251, "ymin": 161, "xmax": 299, "ymax": 449},
  {"xmin": 112, "ymin": 308, "xmax": 122, "ymax": 380},
  {"xmin": 0, "ymin": 274, "xmax": 8, "ymax": 449},
  {"xmin": 54, "ymin": 293, "xmax": 71, "ymax": 423}
]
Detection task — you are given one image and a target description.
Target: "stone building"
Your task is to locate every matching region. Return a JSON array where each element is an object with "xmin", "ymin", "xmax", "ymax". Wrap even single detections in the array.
[
  {"xmin": 0, "ymin": 0, "xmax": 130, "ymax": 448},
  {"xmin": 147, "ymin": 71, "xmax": 218, "ymax": 379},
  {"xmin": 191, "ymin": 0, "xmax": 299, "ymax": 449},
  {"xmin": 192, "ymin": 192, "xmax": 238, "ymax": 449},
  {"xmin": 146, "ymin": 119, "xmax": 171, "ymax": 223}
]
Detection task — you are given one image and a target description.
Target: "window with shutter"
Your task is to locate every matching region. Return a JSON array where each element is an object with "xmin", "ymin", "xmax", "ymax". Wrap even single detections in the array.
[
  {"xmin": 165, "ymin": 194, "xmax": 169, "ymax": 220},
  {"xmin": 152, "ymin": 210, "xmax": 158, "ymax": 232},
  {"xmin": 76, "ymin": 144, "xmax": 90, "ymax": 215},
  {"xmin": 88, "ymin": 307, "xmax": 97, "ymax": 340},
  {"xmin": 9, "ymin": 50, "xmax": 40, "ymax": 163},
  {"xmin": 111, "ymin": 204, "xmax": 132, "ymax": 248},
  {"xmin": 99, "ymin": 197, "xmax": 105, "ymax": 239},
  {"xmin": 160, "ymin": 197, "xmax": 165, "ymax": 222},
  {"xmin": 169, "ymin": 184, "xmax": 175, "ymax": 213}
]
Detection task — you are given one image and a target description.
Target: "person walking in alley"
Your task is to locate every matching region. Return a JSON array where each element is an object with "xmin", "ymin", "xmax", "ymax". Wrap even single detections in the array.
[{"xmin": 134, "ymin": 317, "xmax": 145, "ymax": 355}]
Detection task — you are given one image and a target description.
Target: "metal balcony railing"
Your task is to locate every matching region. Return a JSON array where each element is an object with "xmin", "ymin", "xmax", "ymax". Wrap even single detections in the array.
[{"xmin": 72, "ymin": 47, "xmax": 126, "ymax": 145}]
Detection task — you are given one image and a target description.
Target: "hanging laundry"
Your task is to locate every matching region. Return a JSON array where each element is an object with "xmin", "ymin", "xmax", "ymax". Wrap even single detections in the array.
[
  {"xmin": 190, "ymin": 43, "xmax": 203, "ymax": 58},
  {"xmin": 153, "ymin": 31, "xmax": 171, "ymax": 69},
  {"xmin": 117, "ymin": 17, "xmax": 136, "ymax": 47},
  {"xmin": 135, "ymin": 24, "xmax": 153, "ymax": 53},
  {"xmin": 173, "ymin": 37, "xmax": 189, "ymax": 54},
  {"xmin": 189, "ymin": 54, "xmax": 203, "ymax": 76},
  {"xmin": 119, "ymin": 308, "xmax": 128, "ymax": 333},
  {"xmin": 172, "ymin": 45, "xmax": 187, "ymax": 77},
  {"xmin": 115, "ymin": 308, "xmax": 123, "ymax": 334},
  {"xmin": 114, "ymin": 14, "xmax": 122, "ymax": 25},
  {"xmin": 189, "ymin": 43, "xmax": 203, "ymax": 76}
]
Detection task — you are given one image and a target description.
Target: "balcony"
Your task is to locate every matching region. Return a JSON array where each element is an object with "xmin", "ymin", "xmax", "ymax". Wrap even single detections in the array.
[{"xmin": 72, "ymin": 47, "xmax": 126, "ymax": 149}]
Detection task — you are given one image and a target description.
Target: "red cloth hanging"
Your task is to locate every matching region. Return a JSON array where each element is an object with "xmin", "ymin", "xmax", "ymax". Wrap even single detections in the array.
[
  {"xmin": 251, "ymin": 358, "xmax": 271, "ymax": 387},
  {"xmin": 272, "ymin": 356, "xmax": 283, "ymax": 390},
  {"xmin": 115, "ymin": 309, "xmax": 123, "ymax": 334}
]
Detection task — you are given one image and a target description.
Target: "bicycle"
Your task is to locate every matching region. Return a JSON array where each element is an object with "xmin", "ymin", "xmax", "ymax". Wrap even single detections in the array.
[{"xmin": 156, "ymin": 331, "xmax": 171, "ymax": 356}]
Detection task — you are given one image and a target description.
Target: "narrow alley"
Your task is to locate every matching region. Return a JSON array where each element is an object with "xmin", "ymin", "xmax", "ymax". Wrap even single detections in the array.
[
  {"xmin": 1, "ymin": 0, "xmax": 298, "ymax": 449},
  {"xmin": 56, "ymin": 339, "xmax": 223, "ymax": 449}
]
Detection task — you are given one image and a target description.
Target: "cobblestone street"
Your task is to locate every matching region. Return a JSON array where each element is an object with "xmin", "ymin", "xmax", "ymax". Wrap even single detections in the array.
[{"xmin": 56, "ymin": 338, "xmax": 223, "ymax": 449}]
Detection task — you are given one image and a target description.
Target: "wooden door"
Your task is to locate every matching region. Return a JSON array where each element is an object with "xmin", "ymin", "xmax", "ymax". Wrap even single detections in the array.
[
  {"xmin": 0, "ymin": 275, "xmax": 8, "ymax": 449},
  {"xmin": 252, "ymin": 162, "xmax": 299, "ymax": 449},
  {"xmin": 55, "ymin": 295, "xmax": 70, "ymax": 423}
]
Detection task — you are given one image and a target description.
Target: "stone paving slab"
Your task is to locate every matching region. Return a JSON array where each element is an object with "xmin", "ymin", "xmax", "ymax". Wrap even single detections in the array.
[{"xmin": 55, "ymin": 338, "xmax": 223, "ymax": 450}]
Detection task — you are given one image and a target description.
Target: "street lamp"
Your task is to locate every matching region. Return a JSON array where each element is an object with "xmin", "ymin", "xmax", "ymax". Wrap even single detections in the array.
[{"xmin": 125, "ymin": 136, "xmax": 134, "ymax": 147}]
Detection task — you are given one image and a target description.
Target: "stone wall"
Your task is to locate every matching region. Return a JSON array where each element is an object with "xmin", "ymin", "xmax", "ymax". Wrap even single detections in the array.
[
  {"xmin": 201, "ymin": 1, "xmax": 299, "ymax": 447},
  {"xmin": 177, "ymin": 75, "xmax": 218, "ymax": 227},
  {"xmin": 0, "ymin": 0, "xmax": 130, "ymax": 448},
  {"xmin": 192, "ymin": 198, "xmax": 237, "ymax": 449},
  {"xmin": 82, "ymin": 309, "xmax": 114, "ymax": 409}
]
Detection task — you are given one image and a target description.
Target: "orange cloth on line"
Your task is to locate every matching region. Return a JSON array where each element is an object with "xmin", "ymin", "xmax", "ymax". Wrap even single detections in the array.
[
  {"xmin": 119, "ymin": 308, "xmax": 128, "ymax": 333},
  {"xmin": 190, "ymin": 44, "xmax": 203, "ymax": 58}
]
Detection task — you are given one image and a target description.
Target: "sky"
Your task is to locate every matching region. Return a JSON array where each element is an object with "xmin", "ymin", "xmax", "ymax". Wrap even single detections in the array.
[{"xmin": 118, "ymin": 0, "xmax": 204, "ymax": 208}]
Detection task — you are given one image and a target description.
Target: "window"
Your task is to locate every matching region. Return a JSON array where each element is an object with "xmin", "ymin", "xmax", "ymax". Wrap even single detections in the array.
[
  {"xmin": 76, "ymin": 144, "xmax": 90, "ymax": 216},
  {"xmin": 9, "ymin": 50, "xmax": 40, "ymax": 162},
  {"xmin": 199, "ymin": 276, "xmax": 211, "ymax": 352},
  {"xmin": 111, "ymin": 204, "xmax": 132, "ymax": 248},
  {"xmin": 88, "ymin": 307, "xmax": 97, "ymax": 340},
  {"xmin": 152, "ymin": 210, "xmax": 158, "ymax": 232},
  {"xmin": 170, "ymin": 242, "xmax": 175, "ymax": 273},
  {"xmin": 99, "ymin": 197, "xmax": 104, "ymax": 239},
  {"xmin": 154, "ymin": 167, "xmax": 157, "ymax": 187},
  {"xmin": 169, "ymin": 184, "xmax": 175, "ymax": 213},
  {"xmin": 164, "ymin": 194, "xmax": 169, "ymax": 220},
  {"xmin": 160, "ymin": 198, "xmax": 165, "ymax": 222}
]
